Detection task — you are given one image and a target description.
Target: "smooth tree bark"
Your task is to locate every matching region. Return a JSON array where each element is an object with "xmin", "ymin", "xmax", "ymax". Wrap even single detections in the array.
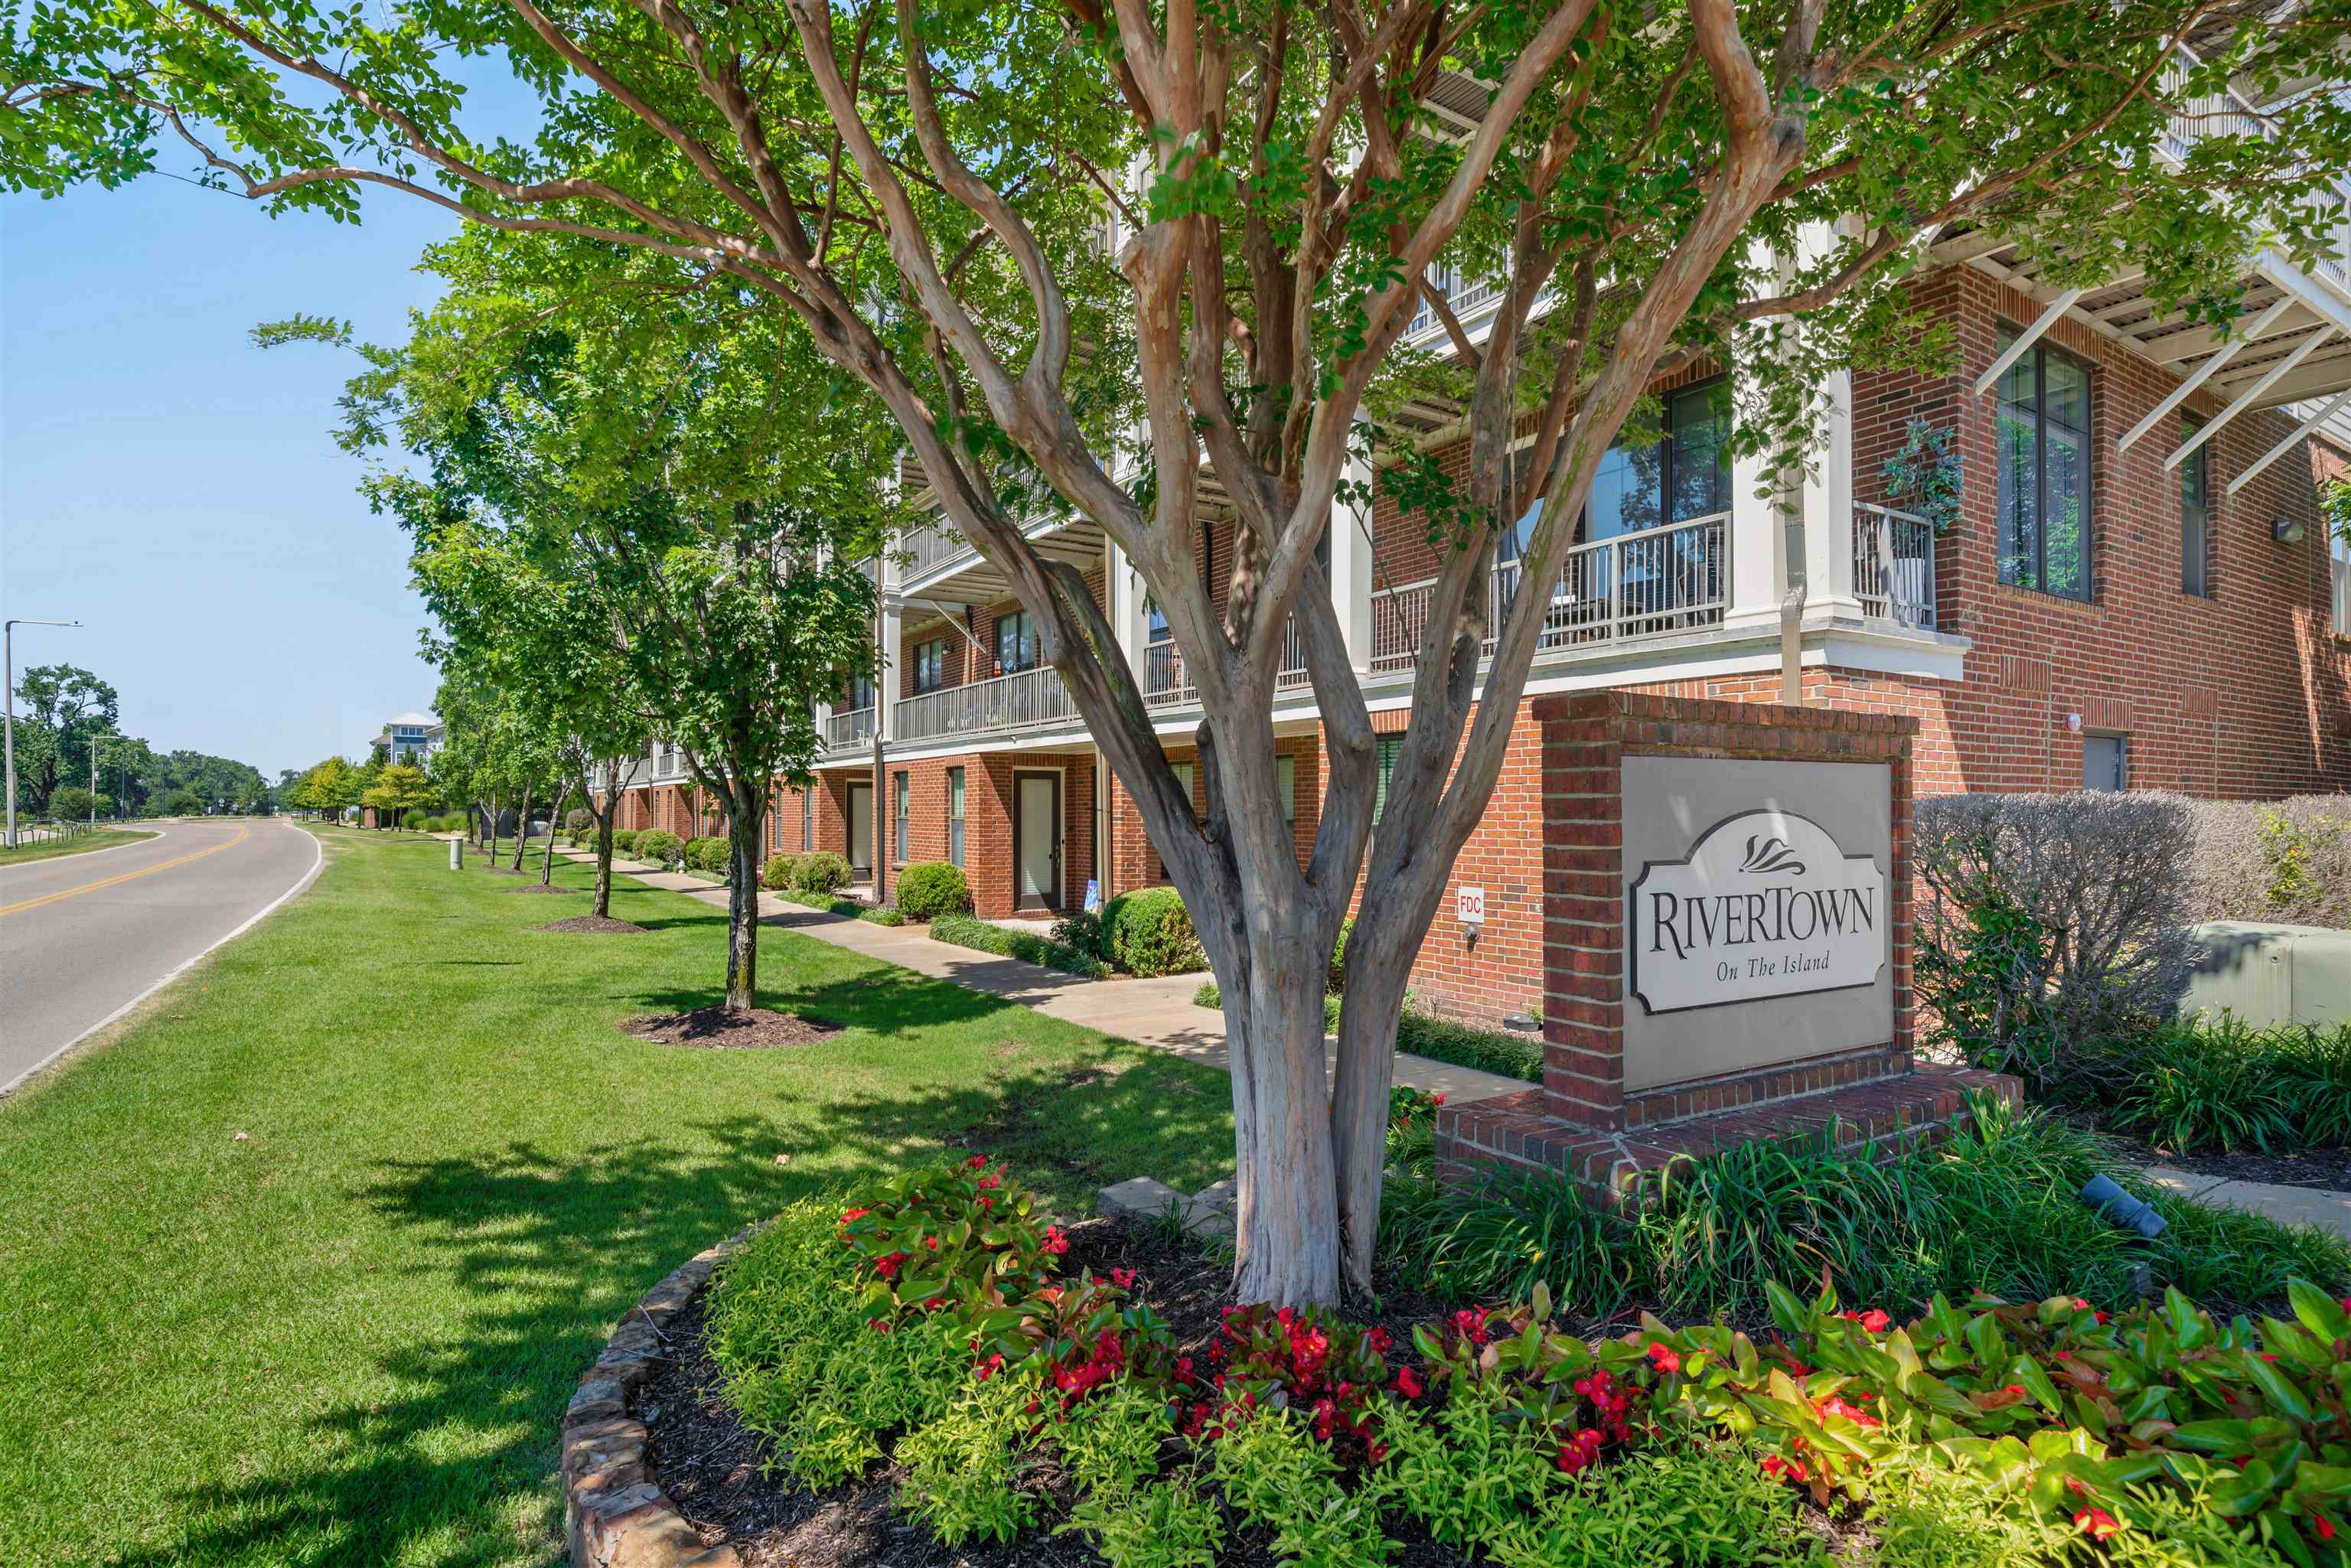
[
  {"xmin": 507, "ymin": 781, "xmax": 534, "ymax": 869},
  {"xmin": 20, "ymin": 0, "xmax": 2343, "ymax": 1302},
  {"xmin": 540, "ymin": 782, "xmax": 571, "ymax": 885}
]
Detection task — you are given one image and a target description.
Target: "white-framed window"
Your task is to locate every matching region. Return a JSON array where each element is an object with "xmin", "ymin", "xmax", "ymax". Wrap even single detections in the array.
[
  {"xmin": 947, "ymin": 767, "xmax": 966, "ymax": 867},
  {"xmin": 2332, "ymin": 523, "xmax": 2349, "ymax": 637},
  {"xmin": 1277, "ymin": 754, "xmax": 1296, "ymax": 829},
  {"xmin": 893, "ymin": 771, "xmax": 910, "ymax": 862},
  {"xmin": 801, "ymin": 788, "xmax": 813, "ymax": 851},
  {"xmin": 2181, "ymin": 414, "xmax": 2211, "ymax": 598}
]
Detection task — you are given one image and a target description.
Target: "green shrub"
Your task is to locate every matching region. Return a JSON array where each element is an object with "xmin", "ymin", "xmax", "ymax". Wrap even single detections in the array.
[
  {"xmin": 634, "ymin": 829, "xmax": 683, "ymax": 867},
  {"xmin": 930, "ymin": 913, "xmax": 1112, "ymax": 980},
  {"xmin": 895, "ymin": 861, "xmax": 971, "ymax": 922},
  {"xmin": 794, "ymin": 850, "xmax": 853, "ymax": 895},
  {"xmin": 861, "ymin": 906, "xmax": 905, "ymax": 926},
  {"xmin": 2103, "ymin": 1017, "xmax": 2300, "ymax": 1154},
  {"xmin": 1051, "ymin": 907, "xmax": 1110, "ymax": 960},
  {"xmin": 1395, "ymin": 1009, "xmax": 1543, "ymax": 1082},
  {"xmin": 1193, "ymin": 979, "xmax": 1341, "ymax": 1034},
  {"xmin": 1329, "ymin": 914, "xmax": 1354, "ymax": 994},
  {"xmin": 611, "ymin": 829, "xmax": 638, "ymax": 854},
  {"xmin": 1378, "ymin": 1095, "xmax": 2351, "ymax": 1322},
  {"xmin": 566, "ymin": 807, "xmax": 592, "ymax": 833},
  {"xmin": 896, "ymin": 1377, "xmax": 1037, "ymax": 1545},
  {"xmin": 761, "ymin": 852, "xmax": 801, "ymax": 891},
  {"xmin": 683, "ymin": 835, "xmax": 729, "ymax": 874},
  {"xmin": 1102, "ymin": 887, "xmax": 1205, "ymax": 976}
]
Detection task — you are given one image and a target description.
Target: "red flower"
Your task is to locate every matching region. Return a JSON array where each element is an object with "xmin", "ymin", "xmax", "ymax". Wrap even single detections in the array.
[
  {"xmin": 1042, "ymin": 1225, "xmax": 1070, "ymax": 1256},
  {"xmin": 1555, "ymin": 1428, "xmax": 1603, "ymax": 1474},
  {"xmin": 875, "ymin": 1251, "xmax": 908, "ymax": 1280},
  {"xmin": 1431, "ymin": 1092, "xmax": 1445, "ymax": 1106},
  {"xmin": 974, "ymin": 1353, "xmax": 1006, "ymax": 1382},
  {"xmin": 1759, "ymin": 1453, "xmax": 1809, "ymax": 1485},
  {"xmin": 866, "ymin": 1317, "xmax": 893, "ymax": 1334},
  {"xmin": 924, "ymin": 1235, "xmax": 940, "ymax": 1251},
  {"xmin": 1817, "ymin": 1396, "xmax": 1880, "ymax": 1429},
  {"xmin": 1452, "ymin": 1309, "xmax": 1490, "ymax": 1345},
  {"xmin": 966, "ymin": 1154, "xmax": 990, "ymax": 1169},
  {"xmin": 1110, "ymin": 1266, "xmax": 1136, "ymax": 1289},
  {"xmin": 840, "ymin": 1208, "xmax": 871, "ymax": 1225},
  {"xmin": 1646, "ymin": 1341, "xmax": 1682, "ymax": 1376},
  {"xmin": 1858, "ymin": 1309, "xmax": 1890, "ymax": 1332},
  {"xmin": 1391, "ymin": 1367, "xmax": 1423, "ymax": 1400},
  {"xmin": 978, "ymin": 1195, "xmax": 993, "ymax": 1211},
  {"xmin": 2073, "ymin": 1508, "xmax": 2121, "ymax": 1541},
  {"xmin": 978, "ymin": 1172, "xmax": 1001, "ymax": 1189},
  {"xmin": 2317, "ymin": 1514, "xmax": 2338, "ymax": 1543}
]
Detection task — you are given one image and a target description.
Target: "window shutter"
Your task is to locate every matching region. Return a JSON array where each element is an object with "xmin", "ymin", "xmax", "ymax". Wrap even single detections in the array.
[{"xmin": 1374, "ymin": 738, "xmax": 1400, "ymax": 822}]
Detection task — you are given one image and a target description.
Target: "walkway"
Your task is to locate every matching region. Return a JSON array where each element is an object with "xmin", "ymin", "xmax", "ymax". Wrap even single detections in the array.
[
  {"xmin": 2141, "ymin": 1165, "xmax": 2351, "ymax": 1242},
  {"xmin": 559, "ymin": 848, "xmax": 1530, "ymax": 1105}
]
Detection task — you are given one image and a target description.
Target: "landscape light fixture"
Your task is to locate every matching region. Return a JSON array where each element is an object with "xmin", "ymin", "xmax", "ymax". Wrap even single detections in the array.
[{"xmin": 4, "ymin": 617, "xmax": 85, "ymax": 849}]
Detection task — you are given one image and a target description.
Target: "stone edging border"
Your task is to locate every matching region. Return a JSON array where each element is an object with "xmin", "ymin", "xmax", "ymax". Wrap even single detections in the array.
[{"xmin": 562, "ymin": 1224, "xmax": 761, "ymax": 1568}]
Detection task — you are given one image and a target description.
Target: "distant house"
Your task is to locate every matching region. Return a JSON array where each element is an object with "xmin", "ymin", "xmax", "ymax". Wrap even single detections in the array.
[{"xmin": 373, "ymin": 712, "xmax": 445, "ymax": 768}]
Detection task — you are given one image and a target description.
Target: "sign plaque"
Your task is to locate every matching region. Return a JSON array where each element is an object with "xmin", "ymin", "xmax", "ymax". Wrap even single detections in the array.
[{"xmin": 1629, "ymin": 810, "xmax": 1887, "ymax": 1014}]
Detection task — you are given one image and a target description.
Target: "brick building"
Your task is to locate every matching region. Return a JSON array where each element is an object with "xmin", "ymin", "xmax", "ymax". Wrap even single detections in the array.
[{"xmin": 598, "ymin": 212, "xmax": 2351, "ymax": 1032}]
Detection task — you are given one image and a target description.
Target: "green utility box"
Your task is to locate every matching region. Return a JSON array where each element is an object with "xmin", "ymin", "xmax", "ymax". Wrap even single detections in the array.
[{"xmin": 2180, "ymin": 922, "xmax": 2351, "ymax": 1029}]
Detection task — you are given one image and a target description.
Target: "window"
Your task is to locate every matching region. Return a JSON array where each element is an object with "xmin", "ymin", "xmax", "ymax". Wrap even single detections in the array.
[
  {"xmin": 1995, "ymin": 329, "xmax": 2092, "ymax": 600},
  {"xmin": 801, "ymin": 788, "xmax": 813, "ymax": 851},
  {"xmin": 893, "ymin": 771, "xmax": 909, "ymax": 862},
  {"xmin": 1373, "ymin": 736, "xmax": 1403, "ymax": 821},
  {"xmin": 2084, "ymin": 734, "xmax": 2128, "ymax": 792},
  {"xmin": 846, "ymin": 674, "xmax": 875, "ymax": 711},
  {"xmin": 947, "ymin": 768, "xmax": 966, "ymax": 867},
  {"xmin": 2333, "ymin": 525, "xmax": 2349, "ymax": 637},
  {"xmin": 912, "ymin": 637, "xmax": 947, "ymax": 693},
  {"xmin": 2181, "ymin": 416, "xmax": 2211, "ymax": 597},
  {"xmin": 1277, "ymin": 754, "xmax": 1296, "ymax": 830},
  {"xmin": 995, "ymin": 610, "xmax": 1038, "ymax": 673},
  {"xmin": 1575, "ymin": 380, "xmax": 1731, "ymax": 545},
  {"xmin": 1146, "ymin": 598, "xmax": 1169, "ymax": 644}
]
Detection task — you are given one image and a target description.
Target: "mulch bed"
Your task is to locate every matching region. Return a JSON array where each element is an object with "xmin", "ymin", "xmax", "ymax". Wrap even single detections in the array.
[
  {"xmin": 624, "ymin": 1006, "xmax": 843, "ymax": 1049},
  {"xmin": 478, "ymin": 865, "xmax": 530, "ymax": 876},
  {"xmin": 2089, "ymin": 1120, "xmax": 2351, "ymax": 1192},
  {"xmin": 634, "ymin": 1214, "xmax": 1861, "ymax": 1567},
  {"xmin": 534, "ymin": 914, "xmax": 650, "ymax": 934},
  {"xmin": 509, "ymin": 882, "xmax": 576, "ymax": 895}
]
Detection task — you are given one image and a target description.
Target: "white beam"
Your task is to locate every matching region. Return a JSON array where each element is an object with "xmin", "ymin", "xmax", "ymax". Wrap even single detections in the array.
[
  {"xmin": 2225, "ymin": 387, "xmax": 2351, "ymax": 497},
  {"xmin": 2167, "ymin": 325, "xmax": 2339, "ymax": 468},
  {"xmin": 2117, "ymin": 296, "xmax": 2297, "ymax": 453},
  {"xmin": 1973, "ymin": 288, "xmax": 2085, "ymax": 396}
]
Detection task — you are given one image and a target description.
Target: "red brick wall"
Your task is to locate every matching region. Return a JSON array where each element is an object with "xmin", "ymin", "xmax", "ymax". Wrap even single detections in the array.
[
  {"xmin": 871, "ymin": 749, "xmax": 1098, "ymax": 917},
  {"xmin": 1853, "ymin": 267, "xmax": 2351, "ymax": 797}
]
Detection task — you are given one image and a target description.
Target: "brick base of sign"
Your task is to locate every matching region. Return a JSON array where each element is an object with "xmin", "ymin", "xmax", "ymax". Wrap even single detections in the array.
[{"xmin": 1432, "ymin": 1064, "xmax": 2022, "ymax": 1201}]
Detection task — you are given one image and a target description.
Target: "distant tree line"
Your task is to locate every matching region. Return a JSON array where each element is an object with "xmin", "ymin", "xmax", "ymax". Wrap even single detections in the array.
[{"xmin": 8, "ymin": 663, "xmax": 269, "ymax": 818}]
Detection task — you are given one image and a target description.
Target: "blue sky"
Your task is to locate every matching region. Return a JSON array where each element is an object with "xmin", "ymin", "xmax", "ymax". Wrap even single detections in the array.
[{"xmin": 3, "ymin": 152, "xmax": 475, "ymax": 778}]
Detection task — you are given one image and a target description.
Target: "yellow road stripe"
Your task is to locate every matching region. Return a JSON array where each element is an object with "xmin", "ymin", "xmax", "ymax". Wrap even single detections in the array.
[{"xmin": 0, "ymin": 826, "xmax": 251, "ymax": 918}]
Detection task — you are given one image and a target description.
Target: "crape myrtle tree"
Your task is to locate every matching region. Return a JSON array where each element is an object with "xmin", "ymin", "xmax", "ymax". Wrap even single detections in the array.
[
  {"xmin": 12, "ymin": 0, "xmax": 2350, "ymax": 1303},
  {"xmin": 349, "ymin": 256, "xmax": 892, "ymax": 1007}
]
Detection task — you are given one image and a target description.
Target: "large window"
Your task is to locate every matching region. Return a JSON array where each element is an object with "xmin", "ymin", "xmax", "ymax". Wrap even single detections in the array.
[
  {"xmin": 1996, "ymin": 330, "xmax": 2092, "ymax": 600},
  {"xmin": 947, "ymin": 767, "xmax": 966, "ymax": 867},
  {"xmin": 911, "ymin": 637, "xmax": 947, "ymax": 693},
  {"xmin": 995, "ymin": 610, "xmax": 1038, "ymax": 673},
  {"xmin": 2181, "ymin": 416, "xmax": 2211, "ymax": 597}
]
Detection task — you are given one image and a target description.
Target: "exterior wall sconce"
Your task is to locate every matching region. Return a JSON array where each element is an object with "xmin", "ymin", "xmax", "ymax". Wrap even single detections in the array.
[{"xmin": 2271, "ymin": 515, "xmax": 2307, "ymax": 544}]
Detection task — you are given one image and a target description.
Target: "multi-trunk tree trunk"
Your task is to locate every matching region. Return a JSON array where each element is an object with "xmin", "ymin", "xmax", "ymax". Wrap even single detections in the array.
[{"xmin": 539, "ymin": 784, "xmax": 570, "ymax": 887}]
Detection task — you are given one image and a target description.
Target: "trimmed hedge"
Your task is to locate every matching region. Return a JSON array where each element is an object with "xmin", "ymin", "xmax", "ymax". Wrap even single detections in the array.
[
  {"xmin": 895, "ymin": 862, "xmax": 971, "ymax": 922},
  {"xmin": 611, "ymin": 829, "xmax": 638, "ymax": 854},
  {"xmin": 685, "ymin": 835, "xmax": 730, "ymax": 874},
  {"xmin": 1194, "ymin": 980, "xmax": 1340, "ymax": 1035},
  {"xmin": 929, "ymin": 913, "xmax": 1111, "ymax": 980},
  {"xmin": 795, "ymin": 850, "xmax": 853, "ymax": 895},
  {"xmin": 1102, "ymin": 887, "xmax": 1206, "ymax": 977},
  {"xmin": 1396, "ymin": 1009, "xmax": 1544, "ymax": 1082},
  {"xmin": 761, "ymin": 852, "xmax": 803, "ymax": 891},
  {"xmin": 566, "ymin": 807, "xmax": 592, "ymax": 833},
  {"xmin": 635, "ymin": 830, "xmax": 683, "ymax": 867}
]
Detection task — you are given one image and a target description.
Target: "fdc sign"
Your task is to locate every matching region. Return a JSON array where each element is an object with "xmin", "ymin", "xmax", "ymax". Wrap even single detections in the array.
[{"xmin": 1629, "ymin": 810, "xmax": 1887, "ymax": 1014}]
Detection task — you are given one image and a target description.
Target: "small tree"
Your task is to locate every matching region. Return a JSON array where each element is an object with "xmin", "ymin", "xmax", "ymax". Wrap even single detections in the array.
[{"xmin": 50, "ymin": 785, "xmax": 99, "ymax": 824}]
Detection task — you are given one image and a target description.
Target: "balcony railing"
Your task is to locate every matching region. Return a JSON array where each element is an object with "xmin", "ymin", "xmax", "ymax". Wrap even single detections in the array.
[
  {"xmin": 1407, "ymin": 265, "xmax": 1507, "ymax": 338},
  {"xmin": 895, "ymin": 664, "xmax": 1076, "ymax": 742},
  {"xmin": 826, "ymin": 706, "xmax": 876, "ymax": 751},
  {"xmin": 1369, "ymin": 511, "xmax": 1730, "ymax": 673},
  {"xmin": 1852, "ymin": 503, "xmax": 1937, "ymax": 630},
  {"xmin": 903, "ymin": 521, "xmax": 976, "ymax": 579},
  {"xmin": 1142, "ymin": 619, "xmax": 1312, "ymax": 708},
  {"xmin": 2159, "ymin": 45, "xmax": 2349, "ymax": 290},
  {"xmin": 653, "ymin": 747, "xmax": 686, "ymax": 781}
]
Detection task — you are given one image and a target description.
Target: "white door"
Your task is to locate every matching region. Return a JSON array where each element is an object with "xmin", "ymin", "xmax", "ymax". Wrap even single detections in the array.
[
  {"xmin": 1016, "ymin": 774, "xmax": 1058, "ymax": 908},
  {"xmin": 847, "ymin": 784, "xmax": 873, "ymax": 872}
]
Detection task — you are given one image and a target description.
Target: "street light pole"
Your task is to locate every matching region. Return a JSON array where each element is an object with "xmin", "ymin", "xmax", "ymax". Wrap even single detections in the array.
[{"xmin": 3, "ymin": 618, "xmax": 83, "ymax": 849}]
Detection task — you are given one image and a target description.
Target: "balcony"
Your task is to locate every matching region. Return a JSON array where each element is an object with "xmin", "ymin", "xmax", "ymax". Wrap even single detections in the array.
[
  {"xmin": 895, "ymin": 513, "xmax": 1106, "ymax": 605},
  {"xmin": 1143, "ymin": 619, "xmax": 1312, "ymax": 708},
  {"xmin": 895, "ymin": 664, "xmax": 1078, "ymax": 742},
  {"xmin": 652, "ymin": 747, "xmax": 687, "ymax": 781},
  {"xmin": 1369, "ymin": 511, "xmax": 1730, "ymax": 673},
  {"xmin": 825, "ymin": 706, "xmax": 876, "ymax": 751},
  {"xmin": 1852, "ymin": 504, "xmax": 1937, "ymax": 630}
]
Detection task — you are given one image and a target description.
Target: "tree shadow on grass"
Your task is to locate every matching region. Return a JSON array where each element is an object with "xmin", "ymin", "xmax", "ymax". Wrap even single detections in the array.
[{"xmin": 110, "ymin": 1051, "xmax": 1230, "ymax": 1568}]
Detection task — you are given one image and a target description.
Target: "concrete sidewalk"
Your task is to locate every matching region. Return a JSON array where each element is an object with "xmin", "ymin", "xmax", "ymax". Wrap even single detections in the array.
[
  {"xmin": 559, "ymin": 847, "xmax": 1529, "ymax": 1105},
  {"xmin": 2141, "ymin": 1165, "xmax": 2351, "ymax": 1241}
]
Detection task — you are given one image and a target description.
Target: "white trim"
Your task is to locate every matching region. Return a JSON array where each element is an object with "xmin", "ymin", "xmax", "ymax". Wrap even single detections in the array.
[
  {"xmin": 1009, "ymin": 764, "xmax": 1070, "ymax": 910},
  {"xmin": 2117, "ymin": 296, "xmax": 2296, "ymax": 452},
  {"xmin": 2227, "ymin": 386, "xmax": 2351, "ymax": 496},
  {"xmin": 1974, "ymin": 288, "xmax": 2085, "ymax": 396},
  {"xmin": 2168, "ymin": 325, "xmax": 2339, "ymax": 468},
  {"xmin": 2, "ymin": 823, "xmax": 325, "ymax": 1099}
]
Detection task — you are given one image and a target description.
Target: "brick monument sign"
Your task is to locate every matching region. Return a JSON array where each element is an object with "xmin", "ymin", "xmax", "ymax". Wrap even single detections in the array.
[{"xmin": 1433, "ymin": 691, "xmax": 2020, "ymax": 1198}]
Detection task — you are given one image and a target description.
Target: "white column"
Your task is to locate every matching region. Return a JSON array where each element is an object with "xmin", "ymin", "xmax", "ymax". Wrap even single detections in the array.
[
  {"xmin": 876, "ymin": 599, "xmax": 901, "ymax": 734},
  {"xmin": 1723, "ymin": 367, "xmax": 1791, "ymax": 633},
  {"xmin": 1331, "ymin": 438, "xmax": 1375, "ymax": 671},
  {"xmin": 1802, "ymin": 363, "xmax": 1860, "ymax": 618}
]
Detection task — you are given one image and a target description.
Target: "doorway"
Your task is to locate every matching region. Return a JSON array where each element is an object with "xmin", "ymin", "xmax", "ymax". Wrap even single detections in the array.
[
  {"xmin": 847, "ymin": 782, "xmax": 874, "ymax": 874},
  {"xmin": 1012, "ymin": 771, "xmax": 1062, "ymax": 911}
]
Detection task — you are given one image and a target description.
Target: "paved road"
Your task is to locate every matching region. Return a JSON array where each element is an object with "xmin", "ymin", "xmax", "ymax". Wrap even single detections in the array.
[{"xmin": 0, "ymin": 819, "xmax": 321, "ymax": 1094}]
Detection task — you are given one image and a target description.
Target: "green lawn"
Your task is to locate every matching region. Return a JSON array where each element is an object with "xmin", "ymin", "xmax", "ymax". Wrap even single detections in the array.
[
  {"xmin": 0, "ymin": 827, "xmax": 1234, "ymax": 1568},
  {"xmin": 0, "ymin": 826, "xmax": 156, "ymax": 865}
]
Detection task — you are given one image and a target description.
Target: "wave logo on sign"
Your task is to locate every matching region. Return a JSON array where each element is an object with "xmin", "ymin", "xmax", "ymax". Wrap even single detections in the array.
[{"xmin": 1629, "ymin": 809, "xmax": 1886, "ymax": 1015}]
